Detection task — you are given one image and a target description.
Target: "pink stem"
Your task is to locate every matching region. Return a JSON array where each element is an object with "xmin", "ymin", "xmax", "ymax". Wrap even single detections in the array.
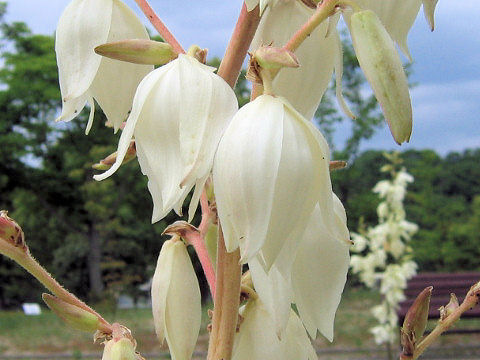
[
  {"xmin": 217, "ymin": 3, "xmax": 261, "ymax": 87},
  {"xmin": 133, "ymin": 0, "xmax": 185, "ymax": 55},
  {"xmin": 182, "ymin": 190, "xmax": 216, "ymax": 296}
]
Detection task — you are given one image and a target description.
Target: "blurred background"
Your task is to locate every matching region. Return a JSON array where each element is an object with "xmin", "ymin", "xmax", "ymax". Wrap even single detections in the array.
[{"xmin": 0, "ymin": 1, "xmax": 479, "ymax": 359}]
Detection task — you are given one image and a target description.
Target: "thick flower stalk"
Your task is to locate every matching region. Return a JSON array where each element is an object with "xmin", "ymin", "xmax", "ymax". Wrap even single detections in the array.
[
  {"xmin": 94, "ymin": 53, "xmax": 238, "ymax": 222},
  {"xmin": 350, "ymin": 153, "xmax": 418, "ymax": 345},
  {"xmin": 56, "ymin": 0, "xmax": 153, "ymax": 133}
]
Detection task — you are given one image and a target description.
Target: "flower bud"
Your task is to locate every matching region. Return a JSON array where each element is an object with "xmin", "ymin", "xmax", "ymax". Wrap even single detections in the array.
[
  {"xmin": 0, "ymin": 211, "xmax": 25, "ymax": 250},
  {"xmin": 151, "ymin": 239, "xmax": 201, "ymax": 360},
  {"xmin": 439, "ymin": 293, "xmax": 459, "ymax": 321},
  {"xmin": 352, "ymin": 0, "xmax": 422, "ymax": 60},
  {"xmin": 92, "ymin": 140, "xmax": 136, "ymax": 171},
  {"xmin": 349, "ymin": 10, "xmax": 412, "ymax": 144},
  {"xmin": 56, "ymin": 0, "xmax": 153, "ymax": 133},
  {"xmin": 42, "ymin": 293, "xmax": 109, "ymax": 333},
  {"xmin": 102, "ymin": 338, "xmax": 136, "ymax": 360},
  {"xmin": 254, "ymin": 46, "xmax": 299, "ymax": 70},
  {"xmin": 401, "ymin": 286, "xmax": 432, "ymax": 345},
  {"xmin": 95, "ymin": 39, "xmax": 175, "ymax": 65},
  {"xmin": 94, "ymin": 54, "xmax": 238, "ymax": 223}
]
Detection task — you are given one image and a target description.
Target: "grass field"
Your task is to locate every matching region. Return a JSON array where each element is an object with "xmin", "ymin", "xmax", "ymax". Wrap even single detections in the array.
[{"xmin": 1, "ymin": 287, "xmax": 479, "ymax": 357}]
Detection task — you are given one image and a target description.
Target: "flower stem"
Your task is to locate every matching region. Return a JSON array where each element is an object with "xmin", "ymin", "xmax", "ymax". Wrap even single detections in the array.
[
  {"xmin": 207, "ymin": 226, "xmax": 241, "ymax": 360},
  {"xmin": 402, "ymin": 282, "xmax": 480, "ymax": 360},
  {"xmin": 284, "ymin": 0, "xmax": 340, "ymax": 53},
  {"xmin": 133, "ymin": 0, "xmax": 185, "ymax": 55},
  {"xmin": 217, "ymin": 3, "xmax": 261, "ymax": 88},
  {"xmin": 1, "ymin": 245, "xmax": 111, "ymax": 332}
]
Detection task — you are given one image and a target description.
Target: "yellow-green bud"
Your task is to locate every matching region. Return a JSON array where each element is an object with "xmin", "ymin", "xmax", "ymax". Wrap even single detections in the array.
[
  {"xmin": 350, "ymin": 10, "xmax": 413, "ymax": 144},
  {"xmin": 254, "ymin": 46, "xmax": 299, "ymax": 70},
  {"xmin": 42, "ymin": 294, "xmax": 107, "ymax": 333},
  {"xmin": 95, "ymin": 39, "xmax": 176, "ymax": 65},
  {"xmin": 102, "ymin": 338, "xmax": 136, "ymax": 360}
]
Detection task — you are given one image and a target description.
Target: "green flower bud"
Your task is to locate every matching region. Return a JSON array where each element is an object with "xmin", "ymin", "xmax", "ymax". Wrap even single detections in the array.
[{"xmin": 95, "ymin": 39, "xmax": 176, "ymax": 65}]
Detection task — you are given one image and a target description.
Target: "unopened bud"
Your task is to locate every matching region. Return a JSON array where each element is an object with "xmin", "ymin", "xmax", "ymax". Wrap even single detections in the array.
[
  {"xmin": 0, "ymin": 211, "xmax": 28, "ymax": 262},
  {"xmin": 93, "ymin": 140, "xmax": 136, "ymax": 171},
  {"xmin": 102, "ymin": 338, "xmax": 136, "ymax": 360},
  {"xmin": 329, "ymin": 160, "xmax": 347, "ymax": 171},
  {"xmin": 42, "ymin": 294, "xmax": 109, "ymax": 333},
  {"xmin": 439, "ymin": 293, "xmax": 459, "ymax": 321},
  {"xmin": 350, "ymin": 10, "xmax": 412, "ymax": 144},
  {"xmin": 254, "ymin": 46, "xmax": 299, "ymax": 70},
  {"xmin": 402, "ymin": 286, "xmax": 432, "ymax": 344},
  {"xmin": 95, "ymin": 39, "xmax": 176, "ymax": 65}
]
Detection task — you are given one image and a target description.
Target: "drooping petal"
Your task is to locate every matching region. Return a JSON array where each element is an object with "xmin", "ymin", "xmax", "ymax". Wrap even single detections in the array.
[
  {"xmin": 422, "ymin": 0, "xmax": 439, "ymax": 31},
  {"xmin": 232, "ymin": 300, "xmax": 317, "ymax": 360},
  {"xmin": 249, "ymin": 256, "xmax": 292, "ymax": 337},
  {"xmin": 214, "ymin": 95, "xmax": 284, "ymax": 257},
  {"xmin": 251, "ymin": 0, "xmax": 337, "ymax": 120},
  {"xmin": 349, "ymin": 10, "xmax": 412, "ymax": 144},
  {"xmin": 89, "ymin": 0, "xmax": 153, "ymax": 132},
  {"xmin": 291, "ymin": 204, "xmax": 350, "ymax": 341},
  {"xmin": 56, "ymin": 0, "xmax": 112, "ymax": 105}
]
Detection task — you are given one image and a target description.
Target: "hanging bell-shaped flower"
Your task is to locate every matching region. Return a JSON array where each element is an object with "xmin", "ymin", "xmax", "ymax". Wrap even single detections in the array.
[
  {"xmin": 232, "ymin": 299, "xmax": 317, "ymax": 360},
  {"xmin": 94, "ymin": 54, "xmax": 238, "ymax": 222},
  {"xmin": 55, "ymin": 0, "xmax": 153, "ymax": 133},
  {"xmin": 151, "ymin": 239, "xmax": 201, "ymax": 360},
  {"xmin": 213, "ymin": 94, "xmax": 337, "ymax": 269},
  {"xmin": 250, "ymin": 0, "xmax": 338, "ymax": 120}
]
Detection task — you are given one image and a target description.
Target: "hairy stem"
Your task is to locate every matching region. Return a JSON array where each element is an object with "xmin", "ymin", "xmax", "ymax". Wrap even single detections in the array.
[
  {"xmin": 133, "ymin": 0, "xmax": 185, "ymax": 55},
  {"xmin": 207, "ymin": 226, "xmax": 241, "ymax": 360},
  {"xmin": 218, "ymin": 3, "xmax": 261, "ymax": 87},
  {"xmin": 2, "ymin": 246, "xmax": 111, "ymax": 331}
]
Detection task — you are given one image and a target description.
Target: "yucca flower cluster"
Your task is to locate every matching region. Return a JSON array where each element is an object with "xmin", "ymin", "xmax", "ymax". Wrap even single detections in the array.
[
  {"xmin": 350, "ymin": 153, "xmax": 418, "ymax": 345},
  {"xmin": 0, "ymin": 0, "xmax": 443, "ymax": 359}
]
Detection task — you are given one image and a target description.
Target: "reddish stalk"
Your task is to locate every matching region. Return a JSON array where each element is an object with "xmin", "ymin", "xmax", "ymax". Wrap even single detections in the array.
[
  {"xmin": 133, "ymin": 0, "xmax": 185, "ymax": 55},
  {"xmin": 218, "ymin": 3, "xmax": 261, "ymax": 87}
]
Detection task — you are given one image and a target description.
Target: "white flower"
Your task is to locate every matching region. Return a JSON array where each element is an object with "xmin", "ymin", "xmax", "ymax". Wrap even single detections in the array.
[
  {"xmin": 94, "ymin": 54, "xmax": 238, "ymax": 222},
  {"xmin": 56, "ymin": 0, "xmax": 153, "ymax": 133},
  {"xmin": 213, "ymin": 94, "xmax": 337, "ymax": 269},
  {"xmin": 232, "ymin": 300, "xmax": 317, "ymax": 360},
  {"xmin": 151, "ymin": 239, "xmax": 201, "ymax": 360},
  {"xmin": 250, "ymin": 0, "xmax": 339, "ymax": 120}
]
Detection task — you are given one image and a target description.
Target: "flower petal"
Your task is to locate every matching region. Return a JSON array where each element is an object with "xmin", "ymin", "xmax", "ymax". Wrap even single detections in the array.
[
  {"xmin": 56, "ymin": 0, "xmax": 112, "ymax": 102},
  {"xmin": 89, "ymin": 0, "xmax": 153, "ymax": 132}
]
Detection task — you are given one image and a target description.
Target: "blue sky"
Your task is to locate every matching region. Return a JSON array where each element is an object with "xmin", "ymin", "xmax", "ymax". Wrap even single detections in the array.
[{"xmin": 5, "ymin": 1, "xmax": 480, "ymax": 155}]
